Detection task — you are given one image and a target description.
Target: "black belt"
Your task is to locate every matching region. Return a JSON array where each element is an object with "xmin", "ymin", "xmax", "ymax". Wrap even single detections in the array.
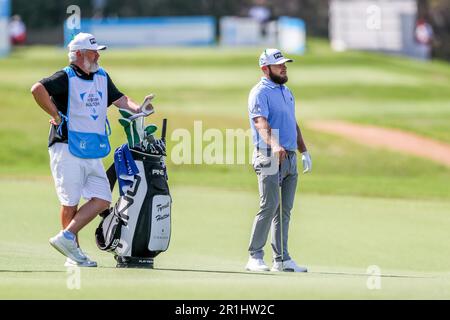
[{"xmin": 256, "ymin": 148, "xmax": 296, "ymax": 156}]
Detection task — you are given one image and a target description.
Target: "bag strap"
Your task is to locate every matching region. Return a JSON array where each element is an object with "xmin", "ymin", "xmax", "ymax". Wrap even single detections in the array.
[
  {"xmin": 105, "ymin": 117, "xmax": 112, "ymax": 136},
  {"xmin": 56, "ymin": 111, "xmax": 69, "ymax": 136}
]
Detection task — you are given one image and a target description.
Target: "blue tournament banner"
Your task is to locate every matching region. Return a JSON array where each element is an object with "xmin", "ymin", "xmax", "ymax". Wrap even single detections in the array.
[
  {"xmin": 278, "ymin": 16, "xmax": 306, "ymax": 55},
  {"xmin": 64, "ymin": 16, "xmax": 216, "ymax": 48},
  {"xmin": 0, "ymin": 0, "xmax": 10, "ymax": 17}
]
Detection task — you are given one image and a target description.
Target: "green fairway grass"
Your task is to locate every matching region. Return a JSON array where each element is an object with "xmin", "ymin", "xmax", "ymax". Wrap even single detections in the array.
[
  {"xmin": 1, "ymin": 181, "xmax": 449, "ymax": 299},
  {"xmin": 0, "ymin": 39, "xmax": 449, "ymax": 299}
]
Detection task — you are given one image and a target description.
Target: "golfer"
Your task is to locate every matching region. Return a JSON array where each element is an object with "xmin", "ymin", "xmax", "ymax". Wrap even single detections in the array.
[
  {"xmin": 31, "ymin": 33, "xmax": 147, "ymax": 267},
  {"xmin": 246, "ymin": 48, "xmax": 312, "ymax": 272}
]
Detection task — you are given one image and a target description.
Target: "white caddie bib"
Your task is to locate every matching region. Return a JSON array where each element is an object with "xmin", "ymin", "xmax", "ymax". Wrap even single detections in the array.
[{"xmin": 63, "ymin": 66, "xmax": 111, "ymax": 158}]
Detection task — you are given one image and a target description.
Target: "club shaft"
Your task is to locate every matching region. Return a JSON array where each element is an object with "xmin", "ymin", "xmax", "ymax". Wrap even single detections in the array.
[
  {"xmin": 161, "ymin": 118, "xmax": 167, "ymax": 141},
  {"xmin": 279, "ymin": 164, "xmax": 283, "ymax": 270},
  {"xmin": 128, "ymin": 113, "xmax": 145, "ymax": 121}
]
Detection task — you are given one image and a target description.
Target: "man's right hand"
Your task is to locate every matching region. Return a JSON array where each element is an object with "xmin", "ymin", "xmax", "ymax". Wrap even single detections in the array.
[
  {"xmin": 49, "ymin": 113, "xmax": 61, "ymax": 126},
  {"xmin": 273, "ymin": 145, "xmax": 286, "ymax": 164}
]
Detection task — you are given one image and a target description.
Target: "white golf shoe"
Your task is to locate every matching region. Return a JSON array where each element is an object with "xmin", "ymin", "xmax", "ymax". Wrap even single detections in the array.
[
  {"xmin": 271, "ymin": 259, "xmax": 308, "ymax": 272},
  {"xmin": 245, "ymin": 257, "xmax": 270, "ymax": 272},
  {"xmin": 64, "ymin": 257, "xmax": 97, "ymax": 268},
  {"xmin": 49, "ymin": 231, "xmax": 87, "ymax": 264}
]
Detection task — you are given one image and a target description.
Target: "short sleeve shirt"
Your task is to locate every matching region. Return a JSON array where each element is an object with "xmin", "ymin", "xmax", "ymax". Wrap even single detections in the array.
[
  {"xmin": 39, "ymin": 64, "xmax": 124, "ymax": 147},
  {"xmin": 248, "ymin": 77, "xmax": 298, "ymax": 151}
]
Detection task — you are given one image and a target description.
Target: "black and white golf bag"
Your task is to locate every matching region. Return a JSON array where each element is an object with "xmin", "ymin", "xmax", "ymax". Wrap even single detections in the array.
[{"xmin": 95, "ymin": 119, "xmax": 171, "ymax": 268}]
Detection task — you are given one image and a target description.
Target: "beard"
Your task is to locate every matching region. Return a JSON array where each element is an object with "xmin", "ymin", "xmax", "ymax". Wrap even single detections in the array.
[
  {"xmin": 83, "ymin": 56, "xmax": 99, "ymax": 73},
  {"xmin": 268, "ymin": 67, "xmax": 288, "ymax": 85}
]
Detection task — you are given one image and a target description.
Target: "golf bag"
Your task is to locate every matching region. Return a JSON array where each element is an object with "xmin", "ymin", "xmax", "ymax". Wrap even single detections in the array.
[{"xmin": 95, "ymin": 119, "xmax": 171, "ymax": 268}]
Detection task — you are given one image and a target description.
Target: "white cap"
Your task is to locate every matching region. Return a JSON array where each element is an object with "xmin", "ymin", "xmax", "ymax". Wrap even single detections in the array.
[
  {"xmin": 67, "ymin": 32, "xmax": 107, "ymax": 51},
  {"xmin": 259, "ymin": 48, "xmax": 293, "ymax": 67}
]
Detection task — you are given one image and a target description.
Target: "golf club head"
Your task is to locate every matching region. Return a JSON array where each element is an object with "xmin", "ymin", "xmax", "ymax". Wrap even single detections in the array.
[
  {"xmin": 144, "ymin": 124, "xmax": 158, "ymax": 135},
  {"xmin": 128, "ymin": 94, "xmax": 155, "ymax": 121},
  {"xmin": 118, "ymin": 117, "xmax": 141, "ymax": 147},
  {"xmin": 141, "ymin": 94, "xmax": 155, "ymax": 115},
  {"xmin": 145, "ymin": 134, "xmax": 155, "ymax": 144},
  {"xmin": 118, "ymin": 108, "xmax": 135, "ymax": 119},
  {"xmin": 118, "ymin": 118, "xmax": 134, "ymax": 146},
  {"xmin": 118, "ymin": 118, "xmax": 131, "ymax": 128}
]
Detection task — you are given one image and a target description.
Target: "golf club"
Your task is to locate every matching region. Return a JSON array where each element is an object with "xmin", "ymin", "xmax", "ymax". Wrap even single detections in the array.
[
  {"xmin": 128, "ymin": 94, "xmax": 155, "ymax": 121},
  {"xmin": 161, "ymin": 118, "xmax": 167, "ymax": 142},
  {"xmin": 278, "ymin": 161, "xmax": 284, "ymax": 271}
]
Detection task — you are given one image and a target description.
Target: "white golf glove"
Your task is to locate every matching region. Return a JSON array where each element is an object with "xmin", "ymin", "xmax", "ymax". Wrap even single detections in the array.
[{"xmin": 301, "ymin": 151, "xmax": 312, "ymax": 174}]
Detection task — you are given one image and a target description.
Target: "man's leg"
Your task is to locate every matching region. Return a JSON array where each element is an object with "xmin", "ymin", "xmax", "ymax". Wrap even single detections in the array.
[
  {"xmin": 51, "ymin": 198, "xmax": 108, "ymax": 266},
  {"xmin": 65, "ymin": 198, "xmax": 110, "ymax": 234},
  {"xmin": 248, "ymin": 172, "xmax": 279, "ymax": 259},
  {"xmin": 60, "ymin": 205, "xmax": 78, "ymax": 245},
  {"xmin": 60, "ymin": 205, "xmax": 77, "ymax": 228},
  {"xmin": 271, "ymin": 154, "xmax": 298, "ymax": 262}
]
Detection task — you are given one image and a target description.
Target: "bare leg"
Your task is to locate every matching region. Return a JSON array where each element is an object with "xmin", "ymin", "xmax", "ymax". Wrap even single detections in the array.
[
  {"xmin": 60, "ymin": 205, "xmax": 79, "ymax": 245},
  {"xmin": 66, "ymin": 198, "xmax": 110, "ymax": 234},
  {"xmin": 60, "ymin": 205, "xmax": 77, "ymax": 229}
]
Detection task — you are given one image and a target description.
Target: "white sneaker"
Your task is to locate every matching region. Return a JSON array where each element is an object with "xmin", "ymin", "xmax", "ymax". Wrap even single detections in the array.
[
  {"xmin": 245, "ymin": 257, "xmax": 270, "ymax": 272},
  {"xmin": 78, "ymin": 248, "xmax": 91, "ymax": 260},
  {"xmin": 49, "ymin": 231, "xmax": 87, "ymax": 263},
  {"xmin": 271, "ymin": 259, "xmax": 308, "ymax": 272},
  {"xmin": 64, "ymin": 257, "xmax": 97, "ymax": 268}
]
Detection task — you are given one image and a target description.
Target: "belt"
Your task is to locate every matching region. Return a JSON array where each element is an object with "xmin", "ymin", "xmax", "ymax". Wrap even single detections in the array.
[{"xmin": 256, "ymin": 148, "xmax": 296, "ymax": 156}]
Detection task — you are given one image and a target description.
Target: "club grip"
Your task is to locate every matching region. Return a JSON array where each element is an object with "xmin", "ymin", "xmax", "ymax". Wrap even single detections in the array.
[
  {"xmin": 161, "ymin": 118, "xmax": 167, "ymax": 141},
  {"xmin": 279, "ymin": 163, "xmax": 282, "ymax": 187}
]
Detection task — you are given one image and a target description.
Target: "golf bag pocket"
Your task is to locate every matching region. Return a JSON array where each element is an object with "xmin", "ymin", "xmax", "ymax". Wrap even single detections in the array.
[{"xmin": 149, "ymin": 194, "xmax": 171, "ymax": 251}]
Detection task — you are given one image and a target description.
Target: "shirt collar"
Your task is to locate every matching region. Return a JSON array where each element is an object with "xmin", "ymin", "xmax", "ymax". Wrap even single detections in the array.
[
  {"xmin": 260, "ymin": 76, "xmax": 283, "ymax": 89},
  {"xmin": 70, "ymin": 63, "xmax": 97, "ymax": 80},
  {"xmin": 70, "ymin": 63, "xmax": 89, "ymax": 76}
]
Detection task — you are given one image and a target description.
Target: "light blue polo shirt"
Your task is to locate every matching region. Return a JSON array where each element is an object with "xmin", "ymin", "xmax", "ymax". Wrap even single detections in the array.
[{"xmin": 248, "ymin": 77, "xmax": 297, "ymax": 151}]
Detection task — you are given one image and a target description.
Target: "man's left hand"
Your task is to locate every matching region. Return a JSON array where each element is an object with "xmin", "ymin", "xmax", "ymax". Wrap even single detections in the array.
[{"xmin": 301, "ymin": 151, "xmax": 312, "ymax": 174}]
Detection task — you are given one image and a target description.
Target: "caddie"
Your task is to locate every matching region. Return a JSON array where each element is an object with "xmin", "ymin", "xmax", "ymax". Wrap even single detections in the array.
[{"xmin": 30, "ymin": 32, "xmax": 152, "ymax": 267}]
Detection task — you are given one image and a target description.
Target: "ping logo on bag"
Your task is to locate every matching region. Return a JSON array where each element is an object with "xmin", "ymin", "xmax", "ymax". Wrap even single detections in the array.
[{"xmin": 152, "ymin": 169, "xmax": 165, "ymax": 176}]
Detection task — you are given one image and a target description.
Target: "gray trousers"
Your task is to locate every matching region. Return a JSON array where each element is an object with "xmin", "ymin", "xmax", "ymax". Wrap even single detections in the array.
[{"xmin": 248, "ymin": 150, "xmax": 298, "ymax": 262}]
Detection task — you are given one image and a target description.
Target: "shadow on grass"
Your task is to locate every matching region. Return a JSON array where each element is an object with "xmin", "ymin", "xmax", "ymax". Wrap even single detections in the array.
[
  {"xmin": 155, "ymin": 267, "xmax": 279, "ymax": 277},
  {"xmin": 0, "ymin": 270, "xmax": 65, "ymax": 273},
  {"xmin": 310, "ymin": 271, "xmax": 435, "ymax": 279},
  {"xmin": 98, "ymin": 266, "xmax": 278, "ymax": 277},
  {"xmin": 159, "ymin": 269, "xmax": 436, "ymax": 279}
]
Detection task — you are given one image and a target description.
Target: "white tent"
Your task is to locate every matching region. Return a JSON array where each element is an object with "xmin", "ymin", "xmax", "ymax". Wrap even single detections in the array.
[{"xmin": 329, "ymin": 0, "xmax": 430, "ymax": 59}]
